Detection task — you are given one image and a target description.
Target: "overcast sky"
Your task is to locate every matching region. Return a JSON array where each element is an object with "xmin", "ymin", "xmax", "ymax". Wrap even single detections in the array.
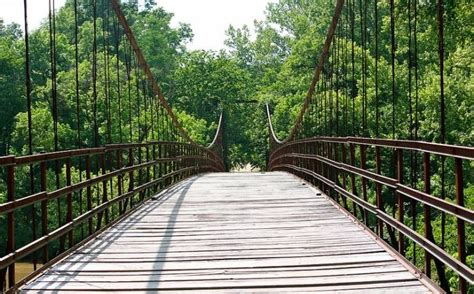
[{"xmin": 1, "ymin": 0, "xmax": 276, "ymax": 50}]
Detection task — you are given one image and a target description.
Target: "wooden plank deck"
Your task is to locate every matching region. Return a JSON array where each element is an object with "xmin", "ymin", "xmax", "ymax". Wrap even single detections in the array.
[{"xmin": 21, "ymin": 172, "xmax": 437, "ymax": 293}]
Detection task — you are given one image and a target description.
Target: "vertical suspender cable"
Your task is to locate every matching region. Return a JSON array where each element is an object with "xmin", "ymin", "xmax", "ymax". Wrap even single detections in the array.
[
  {"xmin": 414, "ymin": 0, "xmax": 419, "ymax": 141},
  {"xmin": 126, "ymin": 43, "xmax": 133, "ymax": 142},
  {"xmin": 358, "ymin": 0, "xmax": 365, "ymax": 133},
  {"xmin": 437, "ymin": 0, "xmax": 446, "ymax": 251},
  {"xmin": 74, "ymin": 0, "xmax": 84, "ymax": 240},
  {"xmin": 92, "ymin": 0, "xmax": 99, "ymax": 147},
  {"xmin": 335, "ymin": 29, "xmax": 340, "ymax": 136},
  {"xmin": 344, "ymin": 4, "xmax": 348, "ymax": 136},
  {"xmin": 48, "ymin": 0, "xmax": 63, "ymax": 252},
  {"xmin": 329, "ymin": 41, "xmax": 334, "ymax": 136},
  {"xmin": 390, "ymin": 0, "xmax": 396, "ymax": 139},
  {"xmin": 23, "ymin": 0, "xmax": 37, "ymax": 270},
  {"xmin": 323, "ymin": 66, "xmax": 327, "ymax": 135},
  {"xmin": 350, "ymin": 0, "xmax": 355, "ymax": 136},
  {"xmin": 408, "ymin": 0, "xmax": 413, "ymax": 142},
  {"xmin": 103, "ymin": 0, "xmax": 112, "ymax": 144},
  {"xmin": 363, "ymin": 0, "xmax": 368, "ymax": 133},
  {"xmin": 407, "ymin": 0, "xmax": 417, "ymax": 264},
  {"xmin": 74, "ymin": 0, "xmax": 81, "ymax": 148},
  {"xmin": 49, "ymin": 0, "xmax": 58, "ymax": 153},
  {"xmin": 115, "ymin": 16, "xmax": 123, "ymax": 142},
  {"xmin": 134, "ymin": 55, "xmax": 141, "ymax": 141},
  {"xmin": 143, "ymin": 80, "xmax": 148, "ymax": 141},
  {"xmin": 374, "ymin": 0, "xmax": 379, "ymax": 137}
]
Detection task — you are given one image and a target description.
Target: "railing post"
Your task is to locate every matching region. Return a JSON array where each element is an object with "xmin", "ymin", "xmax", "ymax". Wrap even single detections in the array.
[
  {"xmin": 454, "ymin": 158, "xmax": 466, "ymax": 293},
  {"xmin": 85, "ymin": 155, "xmax": 93, "ymax": 235},
  {"xmin": 117, "ymin": 149, "xmax": 123, "ymax": 214},
  {"xmin": 158, "ymin": 144, "xmax": 163, "ymax": 190},
  {"xmin": 341, "ymin": 143, "xmax": 348, "ymax": 209},
  {"xmin": 333, "ymin": 142, "xmax": 339, "ymax": 203},
  {"xmin": 97, "ymin": 152, "xmax": 108, "ymax": 230},
  {"xmin": 6, "ymin": 164, "xmax": 15, "ymax": 288},
  {"xmin": 65, "ymin": 158, "xmax": 73, "ymax": 247},
  {"xmin": 360, "ymin": 145, "xmax": 368, "ymax": 226},
  {"xmin": 375, "ymin": 146, "xmax": 383, "ymax": 237},
  {"xmin": 138, "ymin": 145, "xmax": 143, "ymax": 202},
  {"xmin": 40, "ymin": 161, "xmax": 48, "ymax": 264},
  {"xmin": 128, "ymin": 147, "xmax": 134, "ymax": 208},
  {"xmin": 349, "ymin": 143, "xmax": 358, "ymax": 218},
  {"xmin": 423, "ymin": 152, "xmax": 431, "ymax": 278},
  {"xmin": 397, "ymin": 148, "xmax": 405, "ymax": 255},
  {"xmin": 146, "ymin": 143, "xmax": 150, "ymax": 197},
  {"xmin": 152, "ymin": 144, "xmax": 157, "ymax": 192}
]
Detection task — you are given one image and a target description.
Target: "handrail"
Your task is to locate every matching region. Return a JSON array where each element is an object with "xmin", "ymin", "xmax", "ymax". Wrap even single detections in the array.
[{"xmin": 269, "ymin": 137, "xmax": 474, "ymax": 161}]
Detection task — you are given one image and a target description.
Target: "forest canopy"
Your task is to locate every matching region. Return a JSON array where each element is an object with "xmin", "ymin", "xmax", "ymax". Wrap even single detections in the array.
[{"xmin": 1, "ymin": 0, "xmax": 472, "ymax": 169}]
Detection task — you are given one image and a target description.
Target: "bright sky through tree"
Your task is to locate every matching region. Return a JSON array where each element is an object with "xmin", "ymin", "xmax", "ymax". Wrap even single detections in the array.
[{"xmin": 1, "ymin": 0, "xmax": 276, "ymax": 50}]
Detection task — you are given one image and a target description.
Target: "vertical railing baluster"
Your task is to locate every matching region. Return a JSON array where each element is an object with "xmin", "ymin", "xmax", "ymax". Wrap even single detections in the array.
[
  {"xmin": 65, "ymin": 158, "xmax": 73, "ymax": 247},
  {"xmin": 158, "ymin": 144, "xmax": 163, "ymax": 190},
  {"xmin": 101, "ymin": 152, "xmax": 109, "ymax": 224},
  {"xmin": 333, "ymin": 142, "xmax": 339, "ymax": 203},
  {"xmin": 349, "ymin": 143, "xmax": 358, "ymax": 218},
  {"xmin": 152, "ymin": 144, "xmax": 157, "ymax": 192},
  {"xmin": 6, "ymin": 164, "xmax": 15, "ymax": 288},
  {"xmin": 40, "ymin": 161, "xmax": 48, "ymax": 264},
  {"xmin": 375, "ymin": 146, "xmax": 383, "ymax": 237},
  {"xmin": 117, "ymin": 149, "xmax": 123, "ymax": 214},
  {"xmin": 85, "ymin": 155, "xmax": 93, "ymax": 235},
  {"xmin": 146, "ymin": 143, "xmax": 150, "ymax": 197},
  {"xmin": 128, "ymin": 147, "xmax": 134, "ymax": 209},
  {"xmin": 341, "ymin": 144, "xmax": 348, "ymax": 209},
  {"xmin": 360, "ymin": 145, "xmax": 368, "ymax": 225},
  {"xmin": 397, "ymin": 148, "xmax": 405, "ymax": 255},
  {"xmin": 138, "ymin": 146, "xmax": 143, "ymax": 202},
  {"xmin": 423, "ymin": 152, "xmax": 431, "ymax": 278}
]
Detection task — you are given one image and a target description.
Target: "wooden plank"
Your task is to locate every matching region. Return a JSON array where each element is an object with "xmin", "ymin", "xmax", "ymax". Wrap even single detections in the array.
[{"xmin": 23, "ymin": 271, "xmax": 418, "ymax": 290}]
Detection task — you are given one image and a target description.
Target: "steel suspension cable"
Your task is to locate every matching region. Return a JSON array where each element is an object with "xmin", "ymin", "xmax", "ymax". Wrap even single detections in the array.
[
  {"xmin": 335, "ymin": 29, "xmax": 340, "ymax": 136},
  {"xmin": 73, "ymin": 0, "xmax": 84, "ymax": 240},
  {"xmin": 374, "ymin": 0, "xmax": 379, "ymax": 137},
  {"xmin": 126, "ymin": 43, "xmax": 132, "ymax": 142},
  {"xmin": 103, "ymin": 0, "xmax": 112, "ymax": 144},
  {"xmin": 344, "ymin": 3, "xmax": 349, "ymax": 136},
  {"xmin": 143, "ymin": 79, "xmax": 148, "ymax": 141},
  {"xmin": 407, "ymin": 0, "xmax": 417, "ymax": 265},
  {"xmin": 48, "ymin": 0, "xmax": 63, "ymax": 252},
  {"xmin": 350, "ymin": 0, "xmax": 355, "ymax": 136},
  {"xmin": 134, "ymin": 54, "xmax": 141, "ymax": 141},
  {"xmin": 92, "ymin": 0, "xmax": 99, "ymax": 147},
  {"xmin": 23, "ymin": 0, "xmax": 37, "ymax": 270},
  {"xmin": 329, "ymin": 40, "xmax": 334, "ymax": 136},
  {"xmin": 115, "ymin": 19, "xmax": 123, "ymax": 142},
  {"xmin": 437, "ymin": 0, "xmax": 447, "ymax": 257},
  {"xmin": 389, "ymin": 0, "xmax": 396, "ymax": 139}
]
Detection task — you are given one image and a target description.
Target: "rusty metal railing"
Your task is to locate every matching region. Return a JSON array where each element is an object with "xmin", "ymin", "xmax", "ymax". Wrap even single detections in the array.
[{"xmin": 268, "ymin": 136, "xmax": 473, "ymax": 290}]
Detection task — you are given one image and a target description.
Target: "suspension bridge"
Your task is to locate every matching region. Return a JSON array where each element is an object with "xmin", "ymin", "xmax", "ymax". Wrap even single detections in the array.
[{"xmin": 1, "ymin": 0, "xmax": 473, "ymax": 293}]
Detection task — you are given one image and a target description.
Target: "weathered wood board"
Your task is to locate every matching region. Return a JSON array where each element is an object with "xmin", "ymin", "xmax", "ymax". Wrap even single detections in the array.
[{"xmin": 20, "ymin": 172, "xmax": 437, "ymax": 293}]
